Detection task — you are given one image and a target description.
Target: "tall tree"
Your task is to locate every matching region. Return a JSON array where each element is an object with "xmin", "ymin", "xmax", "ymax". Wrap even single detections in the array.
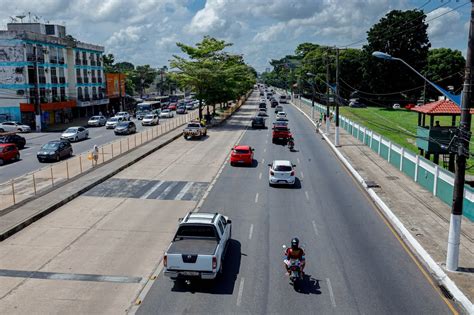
[
  {"xmin": 130, "ymin": 65, "xmax": 157, "ymax": 98},
  {"xmin": 363, "ymin": 9, "xmax": 431, "ymax": 105},
  {"xmin": 424, "ymin": 48, "xmax": 465, "ymax": 94}
]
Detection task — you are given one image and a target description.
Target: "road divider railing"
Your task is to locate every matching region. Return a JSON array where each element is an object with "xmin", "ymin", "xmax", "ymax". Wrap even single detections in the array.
[
  {"xmin": 212, "ymin": 90, "xmax": 253, "ymax": 126},
  {"xmin": 0, "ymin": 111, "xmax": 198, "ymax": 212},
  {"xmin": 287, "ymin": 93, "xmax": 474, "ymax": 222}
]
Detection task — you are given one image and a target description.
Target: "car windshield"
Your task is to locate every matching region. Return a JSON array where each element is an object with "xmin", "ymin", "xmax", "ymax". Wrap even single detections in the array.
[
  {"xmin": 117, "ymin": 122, "xmax": 129, "ymax": 127},
  {"xmin": 175, "ymin": 225, "xmax": 216, "ymax": 240},
  {"xmin": 234, "ymin": 149, "xmax": 249, "ymax": 154},
  {"xmin": 188, "ymin": 123, "xmax": 200, "ymax": 128},
  {"xmin": 64, "ymin": 128, "xmax": 78, "ymax": 133},
  {"xmin": 109, "ymin": 117, "xmax": 119, "ymax": 122},
  {"xmin": 275, "ymin": 165, "xmax": 292, "ymax": 172},
  {"xmin": 144, "ymin": 115, "xmax": 154, "ymax": 119},
  {"xmin": 42, "ymin": 143, "xmax": 59, "ymax": 150},
  {"xmin": 90, "ymin": 116, "xmax": 100, "ymax": 120},
  {"xmin": 162, "ymin": 110, "xmax": 170, "ymax": 113}
]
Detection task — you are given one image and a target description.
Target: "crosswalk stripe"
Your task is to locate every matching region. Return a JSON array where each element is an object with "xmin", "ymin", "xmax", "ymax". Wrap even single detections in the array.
[{"xmin": 174, "ymin": 181, "xmax": 194, "ymax": 200}]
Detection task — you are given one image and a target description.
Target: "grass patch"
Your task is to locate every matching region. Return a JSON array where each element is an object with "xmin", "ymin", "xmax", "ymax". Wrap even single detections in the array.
[{"xmin": 338, "ymin": 106, "xmax": 474, "ymax": 175}]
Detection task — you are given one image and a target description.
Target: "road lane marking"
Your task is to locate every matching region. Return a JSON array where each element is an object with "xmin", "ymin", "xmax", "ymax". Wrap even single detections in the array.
[
  {"xmin": 236, "ymin": 277, "xmax": 245, "ymax": 306},
  {"xmin": 326, "ymin": 278, "xmax": 336, "ymax": 307},
  {"xmin": 265, "ymin": 140, "xmax": 268, "ymax": 144},
  {"xmin": 259, "ymin": 172, "xmax": 262, "ymax": 180},
  {"xmin": 174, "ymin": 181, "xmax": 194, "ymax": 200},
  {"xmin": 300, "ymin": 171, "xmax": 304, "ymax": 179},
  {"xmin": 261, "ymin": 158, "xmax": 265, "ymax": 164},
  {"xmin": 156, "ymin": 181, "xmax": 178, "ymax": 200},
  {"xmin": 305, "ymin": 191, "xmax": 309, "ymax": 201},
  {"xmin": 263, "ymin": 148, "xmax": 266, "ymax": 153},
  {"xmin": 140, "ymin": 181, "xmax": 164, "ymax": 199},
  {"xmin": 249, "ymin": 224, "xmax": 254, "ymax": 240},
  {"xmin": 297, "ymin": 158, "xmax": 300, "ymax": 164},
  {"xmin": 312, "ymin": 220, "xmax": 319, "ymax": 236},
  {"xmin": 255, "ymin": 193, "xmax": 259, "ymax": 203}
]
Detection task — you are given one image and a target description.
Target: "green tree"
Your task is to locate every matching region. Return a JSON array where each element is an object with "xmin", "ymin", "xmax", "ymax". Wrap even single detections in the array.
[
  {"xmin": 115, "ymin": 62, "xmax": 135, "ymax": 72},
  {"xmin": 102, "ymin": 53, "xmax": 115, "ymax": 73},
  {"xmin": 363, "ymin": 9, "xmax": 431, "ymax": 105},
  {"xmin": 130, "ymin": 65, "xmax": 157, "ymax": 98},
  {"xmin": 170, "ymin": 36, "xmax": 255, "ymax": 120},
  {"xmin": 424, "ymin": 48, "xmax": 465, "ymax": 94}
]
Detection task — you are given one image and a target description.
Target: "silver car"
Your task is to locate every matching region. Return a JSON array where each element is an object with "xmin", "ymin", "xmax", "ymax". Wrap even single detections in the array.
[
  {"xmin": 88, "ymin": 115, "xmax": 107, "ymax": 127},
  {"xmin": 159, "ymin": 109, "xmax": 174, "ymax": 118},
  {"xmin": 105, "ymin": 117, "xmax": 123, "ymax": 129},
  {"xmin": 60, "ymin": 126, "xmax": 89, "ymax": 142},
  {"xmin": 0, "ymin": 121, "xmax": 31, "ymax": 133}
]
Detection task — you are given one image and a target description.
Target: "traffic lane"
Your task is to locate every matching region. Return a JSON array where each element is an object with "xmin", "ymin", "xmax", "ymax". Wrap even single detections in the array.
[
  {"xmin": 136, "ymin": 98, "xmax": 264, "ymax": 314},
  {"xmin": 0, "ymin": 114, "xmax": 188, "ymax": 182},
  {"xmin": 282, "ymin": 103, "xmax": 455, "ymax": 313}
]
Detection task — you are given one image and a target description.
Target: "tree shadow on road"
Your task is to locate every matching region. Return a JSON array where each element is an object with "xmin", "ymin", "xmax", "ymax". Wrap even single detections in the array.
[
  {"xmin": 293, "ymin": 275, "xmax": 322, "ymax": 295},
  {"xmin": 170, "ymin": 239, "xmax": 242, "ymax": 295}
]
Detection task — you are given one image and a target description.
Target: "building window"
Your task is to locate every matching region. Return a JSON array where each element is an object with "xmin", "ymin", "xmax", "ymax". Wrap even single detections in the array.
[
  {"xmin": 92, "ymin": 87, "xmax": 97, "ymax": 100},
  {"xmin": 29, "ymin": 88, "xmax": 37, "ymax": 104},
  {"xmin": 59, "ymin": 68, "xmax": 66, "ymax": 83},
  {"xmin": 26, "ymin": 44, "xmax": 35, "ymax": 61},
  {"xmin": 38, "ymin": 68, "xmax": 46, "ymax": 84},
  {"xmin": 60, "ymin": 87, "xmax": 66, "ymax": 101},
  {"xmin": 51, "ymin": 87, "xmax": 59, "ymax": 102},
  {"xmin": 91, "ymin": 69, "xmax": 96, "ymax": 83},
  {"xmin": 40, "ymin": 87, "xmax": 47, "ymax": 103},
  {"xmin": 83, "ymin": 69, "xmax": 88, "ymax": 83},
  {"xmin": 50, "ymin": 46, "xmax": 58, "ymax": 64},
  {"xmin": 82, "ymin": 51, "xmax": 87, "ymax": 65},
  {"xmin": 36, "ymin": 45, "xmax": 45, "ymax": 63},
  {"xmin": 97, "ymin": 70, "xmax": 102, "ymax": 83},
  {"xmin": 51, "ymin": 67, "xmax": 58, "ymax": 84},
  {"xmin": 77, "ymin": 87, "xmax": 83, "ymax": 101},
  {"xmin": 84, "ymin": 87, "xmax": 90, "ymax": 101},
  {"xmin": 75, "ymin": 51, "xmax": 81, "ymax": 65},
  {"xmin": 58, "ymin": 48, "xmax": 65, "ymax": 64},
  {"xmin": 27, "ymin": 66, "xmax": 36, "ymax": 84}
]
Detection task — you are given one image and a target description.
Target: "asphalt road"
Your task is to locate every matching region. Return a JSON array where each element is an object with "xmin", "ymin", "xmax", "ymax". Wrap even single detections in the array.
[
  {"xmin": 0, "ymin": 114, "xmax": 190, "ymax": 183},
  {"xmin": 137, "ymin": 95, "xmax": 456, "ymax": 313}
]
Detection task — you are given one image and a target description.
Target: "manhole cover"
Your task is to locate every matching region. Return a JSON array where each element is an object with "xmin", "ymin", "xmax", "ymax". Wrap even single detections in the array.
[
  {"xmin": 386, "ymin": 176, "xmax": 399, "ymax": 180},
  {"xmin": 365, "ymin": 180, "xmax": 379, "ymax": 188}
]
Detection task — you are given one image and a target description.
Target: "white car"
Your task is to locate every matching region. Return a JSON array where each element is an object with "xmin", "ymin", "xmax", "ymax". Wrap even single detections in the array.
[
  {"xmin": 142, "ymin": 114, "xmax": 159, "ymax": 126},
  {"xmin": 159, "ymin": 109, "xmax": 174, "ymax": 118},
  {"xmin": 87, "ymin": 115, "xmax": 107, "ymax": 127},
  {"xmin": 116, "ymin": 111, "xmax": 131, "ymax": 121},
  {"xmin": 276, "ymin": 111, "xmax": 287, "ymax": 119},
  {"xmin": 60, "ymin": 126, "xmax": 89, "ymax": 142},
  {"xmin": 268, "ymin": 160, "xmax": 296, "ymax": 186},
  {"xmin": 105, "ymin": 116, "xmax": 124, "ymax": 129},
  {"xmin": 0, "ymin": 121, "xmax": 31, "ymax": 133}
]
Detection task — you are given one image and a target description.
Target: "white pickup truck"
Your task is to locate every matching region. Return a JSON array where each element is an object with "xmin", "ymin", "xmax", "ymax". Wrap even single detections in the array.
[{"xmin": 163, "ymin": 212, "xmax": 232, "ymax": 280}]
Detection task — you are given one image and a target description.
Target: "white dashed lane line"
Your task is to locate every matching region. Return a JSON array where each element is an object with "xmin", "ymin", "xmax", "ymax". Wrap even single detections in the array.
[
  {"xmin": 312, "ymin": 220, "xmax": 319, "ymax": 236},
  {"xmin": 249, "ymin": 224, "xmax": 254, "ymax": 240},
  {"xmin": 255, "ymin": 193, "xmax": 259, "ymax": 203},
  {"xmin": 305, "ymin": 191, "xmax": 309, "ymax": 201},
  {"xmin": 300, "ymin": 171, "xmax": 304, "ymax": 179},
  {"xmin": 236, "ymin": 277, "xmax": 245, "ymax": 306},
  {"xmin": 326, "ymin": 278, "xmax": 336, "ymax": 307},
  {"xmin": 259, "ymin": 172, "xmax": 262, "ymax": 180}
]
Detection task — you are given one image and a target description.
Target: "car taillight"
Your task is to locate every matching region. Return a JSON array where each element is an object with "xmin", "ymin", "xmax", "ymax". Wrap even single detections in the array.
[
  {"xmin": 270, "ymin": 171, "xmax": 274, "ymax": 176},
  {"xmin": 212, "ymin": 256, "xmax": 217, "ymax": 270},
  {"xmin": 163, "ymin": 255, "xmax": 167, "ymax": 267},
  {"xmin": 291, "ymin": 171, "xmax": 295, "ymax": 176}
]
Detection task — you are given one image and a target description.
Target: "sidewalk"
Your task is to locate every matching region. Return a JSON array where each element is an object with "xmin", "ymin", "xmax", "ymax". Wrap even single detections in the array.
[{"xmin": 292, "ymin": 99, "xmax": 474, "ymax": 312}]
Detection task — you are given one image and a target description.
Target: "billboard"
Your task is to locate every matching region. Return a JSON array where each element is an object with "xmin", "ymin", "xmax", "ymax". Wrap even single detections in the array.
[{"xmin": 106, "ymin": 73, "xmax": 126, "ymax": 98}]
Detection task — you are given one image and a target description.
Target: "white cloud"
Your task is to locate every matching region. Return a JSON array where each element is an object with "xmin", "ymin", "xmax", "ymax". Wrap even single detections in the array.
[{"xmin": 0, "ymin": 0, "xmax": 469, "ymax": 72}]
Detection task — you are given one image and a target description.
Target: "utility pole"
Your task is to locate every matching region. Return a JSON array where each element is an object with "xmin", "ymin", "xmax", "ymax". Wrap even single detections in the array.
[
  {"xmin": 33, "ymin": 46, "xmax": 41, "ymax": 132},
  {"xmin": 446, "ymin": 0, "xmax": 474, "ymax": 271},
  {"xmin": 325, "ymin": 49, "xmax": 330, "ymax": 134},
  {"xmin": 335, "ymin": 48, "xmax": 340, "ymax": 147},
  {"xmin": 118, "ymin": 73, "xmax": 124, "ymax": 111}
]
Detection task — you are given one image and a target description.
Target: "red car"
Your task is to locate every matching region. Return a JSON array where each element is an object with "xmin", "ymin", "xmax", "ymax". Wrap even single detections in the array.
[
  {"xmin": 0, "ymin": 143, "xmax": 20, "ymax": 166},
  {"xmin": 168, "ymin": 104, "xmax": 177, "ymax": 111},
  {"xmin": 230, "ymin": 145, "xmax": 254, "ymax": 166}
]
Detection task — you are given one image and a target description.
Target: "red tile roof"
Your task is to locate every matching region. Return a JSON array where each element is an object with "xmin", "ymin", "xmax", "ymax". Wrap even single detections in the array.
[{"xmin": 411, "ymin": 99, "xmax": 474, "ymax": 115}]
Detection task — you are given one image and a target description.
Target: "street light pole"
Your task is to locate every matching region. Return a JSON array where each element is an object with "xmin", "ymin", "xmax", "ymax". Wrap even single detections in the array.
[
  {"xmin": 311, "ymin": 80, "xmax": 315, "ymax": 121},
  {"xmin": 326, "ymin": 49, "xmax": 330, "ymax": 134},
  {"xmin": 33, "ymin": 45, "xmax": 42, "ymax": 132},
  {"xmin": 446, "ymin": 0, "xmax": 474, "ymax": 271},
  {"xmin": 335, "ymin": 48, "xmax": 340, "ymax": 146}
]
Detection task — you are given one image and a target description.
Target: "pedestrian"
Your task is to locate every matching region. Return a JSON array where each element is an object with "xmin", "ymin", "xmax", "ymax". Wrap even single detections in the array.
[{"xmin": 92, "ymin": 144, "xmax": 99, "ymax": 166}]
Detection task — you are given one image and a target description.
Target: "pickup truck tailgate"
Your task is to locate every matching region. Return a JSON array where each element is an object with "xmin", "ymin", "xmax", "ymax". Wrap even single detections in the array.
[{"xmin": 167, "ymin": 239, "xmax": 217, "ymax": 271}]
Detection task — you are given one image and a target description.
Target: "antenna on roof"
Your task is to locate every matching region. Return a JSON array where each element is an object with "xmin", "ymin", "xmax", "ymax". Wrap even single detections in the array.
[{"xmin": 16, "ymin": 15, "xmax": 25, "ymax": 23}]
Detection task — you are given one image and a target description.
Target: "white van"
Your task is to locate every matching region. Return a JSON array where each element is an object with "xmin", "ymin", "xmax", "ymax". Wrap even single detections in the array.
[{"xmin": 279, "ymin": 95, "xmax": 287, "ymax": 104}]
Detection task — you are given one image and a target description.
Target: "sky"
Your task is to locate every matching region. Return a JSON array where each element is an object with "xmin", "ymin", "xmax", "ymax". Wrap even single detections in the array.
[{"xmin": 0, "ymin": 0, "xmax": 470, "ymax": 72}]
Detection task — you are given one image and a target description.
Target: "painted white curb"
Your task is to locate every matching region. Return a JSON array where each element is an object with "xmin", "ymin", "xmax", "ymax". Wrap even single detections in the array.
[{"xmin": 291, "ymin": 100, "xmax": 474, "ymax": 314}]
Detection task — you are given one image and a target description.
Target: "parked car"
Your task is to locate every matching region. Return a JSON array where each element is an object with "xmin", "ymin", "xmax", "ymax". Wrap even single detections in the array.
[
  {"xmin": 405, "ymin": 103, "xmax": 416, "ymax": 110},
  {"xmin": 160, "ymin": 109, "xmax": 174, "ymax": 118},
  {"xmin": 60, "ymin": 127, "xmax": 89, "ymax": 142},
  {"xmin": 268, "ymin": 160, "xmax": 296, "ymax": 186},
  {"xmin": 251, "ymin": 117, "xmax": 266, "ymax": 129},
  {"xmin": 114, "ymin": 121, "xmax": 136, "ymax": 135},
  {"xmin": 105, "ymin": 116, "xmax": 124, "ymax": 129},
  {"xmin": 392, "ymin": 103, "xmax": 401, "ymax": 109},
  {"xmin": 0, "ymin": 143, "xmax": 20, "ymax": 166},
  {"xmin": 116, "ymin": 111, "xmax": 131, "ymax": 121},
  {"xmin": 0, "ymin": 121, "xmax": 31, "ymax": 133},
  {"xmin": 37, "ymin": 140, "xmax": 72, "ymax": 162},
  {"xmin": 163, "ymin": 212, "xmax": 232, "ymax": 281},
  {"xmin": 177, "ymin": 106, "xmax": 187, "ymax": 114},
  {"xmin": 87, "ymin": 115, "xmax": 107, "ymax": 127},
  {"xmin": 142, "ymin": 114, "xmax": 159, "ymax": 126},
  {"xmin": 349, "ymin": 99, "xmax": 366, "ymax": 108},
  {"xmin": 230, "ymin": 145, "xmax": 254, "ymax": 166},
  {"xmin": 0, "ymin": 134, "xmax": 26, "ymax": 149}
]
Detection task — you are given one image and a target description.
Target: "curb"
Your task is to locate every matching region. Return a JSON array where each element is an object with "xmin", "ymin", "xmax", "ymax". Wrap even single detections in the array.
[
  {"xmin": 292, "ymin": 101, "xmax": 474, "ymax": 314},
  {"xmin": 0, "ymin": 130, "xmax": 184, "ymax": 242}
]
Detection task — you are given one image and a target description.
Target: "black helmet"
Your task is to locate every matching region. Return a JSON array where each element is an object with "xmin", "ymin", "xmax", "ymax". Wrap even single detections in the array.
[{"xmin": 291, "ymin": 237, "xmax": 299, "ymax": 249}]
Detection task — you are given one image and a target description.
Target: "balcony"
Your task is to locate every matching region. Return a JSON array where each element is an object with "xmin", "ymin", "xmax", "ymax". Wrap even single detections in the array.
[
  {"xmin": 50, "ymin": 58, "xmax": 58, "ymax": 64},
  {"xmin": 84, "ymin": 96, "xmax": 91, "ymax": 101},
  {"xmin": 93, "ymin": 94, "xmax": 98, "ymax": 100}
]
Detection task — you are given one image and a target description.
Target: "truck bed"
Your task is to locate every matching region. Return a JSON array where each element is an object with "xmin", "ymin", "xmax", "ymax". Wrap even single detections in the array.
[{"xmin": 167, "ymin": 238, "xmax": 218, "ymax": 256}]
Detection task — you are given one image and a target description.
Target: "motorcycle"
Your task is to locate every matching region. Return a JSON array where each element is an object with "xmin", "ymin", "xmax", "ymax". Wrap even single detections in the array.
[
  {"xmin": 288, "ymin": 139, "xmax": 295, "ymax": 151},
  {"xmin": 283, "ymin": 245, "xmax": 302, "ymax": 284}
]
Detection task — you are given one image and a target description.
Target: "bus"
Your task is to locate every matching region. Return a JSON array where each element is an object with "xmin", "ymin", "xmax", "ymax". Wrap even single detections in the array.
[{"xmin": 136, "ymin": 101, "xmax": 161, "ymax": 112}]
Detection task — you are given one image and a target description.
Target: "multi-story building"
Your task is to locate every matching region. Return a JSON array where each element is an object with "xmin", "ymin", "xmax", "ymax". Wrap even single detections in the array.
[{"xmin": 0, "ymin": 22, "xmax": 108, "ymax": 129}]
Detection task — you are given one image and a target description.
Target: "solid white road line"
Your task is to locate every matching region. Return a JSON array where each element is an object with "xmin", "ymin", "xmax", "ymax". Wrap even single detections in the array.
[
  {"xmin": 305, "ymin": 191, "xmax": 309, "ymax": 201},
  {"xmin": 236, "ymin": 277, "xmax": 245, "ymax": 306},
  {"xmin": 259, "ymin": 172, "xmax": 262, "ymax": 180},
  {"xmin": 255, "ymin": 193, "xmax": 259, "ymax": 203},
  {"xmin": 249, "ymin": 224, "xmax": 254, "ymax": 240},
  {"xmin": 300, "ymin": 171, "xmax": 304, "ymax": 179},
  {"xmin": 140, "ymin": 181, "xmax": 164, "ymax": 199},
  {"xmin": 312, "ymin": 220, "xmax": 319, "ymax": 236},
  {"xmin": 326, "ymin": 278, "xmax": 336, "ymax": 307}
]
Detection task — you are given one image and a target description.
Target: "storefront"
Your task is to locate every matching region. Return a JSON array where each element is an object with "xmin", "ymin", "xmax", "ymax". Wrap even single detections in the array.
[{"xmin": 20, "ymin": 100, "xmax": 76, "ymax": 129}]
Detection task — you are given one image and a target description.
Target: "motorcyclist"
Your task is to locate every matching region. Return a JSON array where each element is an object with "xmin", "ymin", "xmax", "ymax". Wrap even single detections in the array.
[
  {"xmin": 287, "ymin": 136, "xmax": 295, "ymax": 150},
  {"xmin": 284, "ymin": 237, "xmax": 305, "ymax": 275}
]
